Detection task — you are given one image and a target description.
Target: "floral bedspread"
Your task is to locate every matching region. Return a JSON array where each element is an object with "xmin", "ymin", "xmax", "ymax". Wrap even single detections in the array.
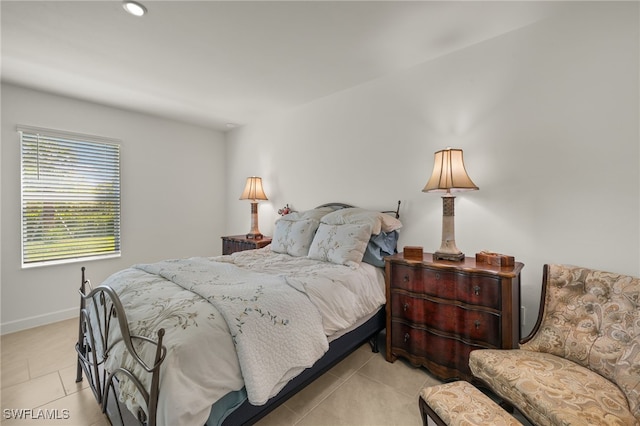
[
  {"xmin": 96, "ymin": 247, "xmax": 385, "ymax": 426},
  {"xmin": 135, "ymin": 257, "xmax": 328, "ymax": 406}
]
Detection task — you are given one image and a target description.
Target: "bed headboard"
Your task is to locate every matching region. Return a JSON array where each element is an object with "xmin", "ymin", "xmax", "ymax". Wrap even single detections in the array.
[{"xmin": 315, "ymin": 200, "xmax": 401, "ymax": 219}]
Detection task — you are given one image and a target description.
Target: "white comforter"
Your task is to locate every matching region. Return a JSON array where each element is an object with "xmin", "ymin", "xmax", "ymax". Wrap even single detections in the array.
[{"xmin": 97, "ymin": 247, "xmax": 385, "ymax": 426}]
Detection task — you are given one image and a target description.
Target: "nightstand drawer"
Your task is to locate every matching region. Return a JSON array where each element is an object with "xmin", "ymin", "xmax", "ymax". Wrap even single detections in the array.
[
  {"xmin": 392, "ymin": 264, "xmax": 502, "ymax": 309},
  {"xmin": 390, "ymin": 292, "xmax": 501, "ymax": 346},
  {"xmin": 221, "ymin": 235, "xmax": 271, "ymax": 255}
]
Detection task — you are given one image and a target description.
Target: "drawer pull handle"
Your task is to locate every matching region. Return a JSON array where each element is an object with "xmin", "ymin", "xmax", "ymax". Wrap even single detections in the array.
[
  {"xmin": 435, "ymin": 273, "xmax": 441, "ymax": 280},
  {"xmin": 473, "ymin": 285, "xmax": 481, "ymax": 295},
  {"xmin": 403, "ymin": 274, "xmax": 410, "ymax": 282},
  {"xmin": 403, "ymin": 303, "xmax": 409, "ymax": 312},
  {"xmin": 404, "ymin": 333, "xmax": 410, "ymax": 343},
  {"xmin": 474, "ymin": 320, "xmax": 481, "ymax": 329}
]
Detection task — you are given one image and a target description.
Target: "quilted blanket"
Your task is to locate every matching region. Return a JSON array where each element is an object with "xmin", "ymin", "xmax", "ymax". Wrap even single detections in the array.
[
  {"xmin": 135, "ymin": 257, "xmax": 328, "ymax": 405},
  {"xmin": 94, "ymin": 249, "xmax": 385, "ymax": 426},
  {"xmin": 94, "ymin": 247, "xmax": 385, "ymax": 425}
]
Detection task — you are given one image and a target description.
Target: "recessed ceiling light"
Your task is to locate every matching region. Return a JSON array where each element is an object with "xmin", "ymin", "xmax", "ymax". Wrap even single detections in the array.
[{"xmin": 122, "ymin": 1, "xmax": 147, "ymax": 17}]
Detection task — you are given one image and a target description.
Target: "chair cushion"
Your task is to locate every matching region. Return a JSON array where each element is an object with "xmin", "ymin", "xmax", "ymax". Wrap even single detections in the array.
[
  {"xmin": 420, "ymin": 381, "xmax": 521, "ymax": 426},
  {"xmin": 469, "ymin": 349, "xmax": 637, "ymax": 426}
]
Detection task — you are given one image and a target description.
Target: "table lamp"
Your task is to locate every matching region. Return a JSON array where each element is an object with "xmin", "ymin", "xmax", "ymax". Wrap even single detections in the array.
[
  {"xmin": 423, "ymin": 148, "xmax": 478, "ymax": 261},
  {"xmin": 239, "ymin": 176, "xmax": 268, "ymax": 239}
]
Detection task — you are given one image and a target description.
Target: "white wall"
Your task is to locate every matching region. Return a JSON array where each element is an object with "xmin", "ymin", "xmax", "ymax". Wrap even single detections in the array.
[
  {"xmin": 1, "ymin": 84, "xmax": 227, "ymax": 333},
  {"xmin": 226, "ymin": 2, "xmax": 639, "ymax": 335}
]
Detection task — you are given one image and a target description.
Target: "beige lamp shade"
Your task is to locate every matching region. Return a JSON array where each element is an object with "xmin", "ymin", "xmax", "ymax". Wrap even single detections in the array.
[
  {"xmin": 239, "ymin": 177, "xmax": 268, "ymax": 201},
  {"xmin": 423, "ymin": 148, "xmax": 478, "ymax": 193}
]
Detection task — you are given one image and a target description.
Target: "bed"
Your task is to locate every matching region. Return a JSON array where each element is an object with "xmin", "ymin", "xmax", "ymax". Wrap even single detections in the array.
[{"xmin": 75, "ymin": 202, "xmax": 401, "ymax": 426}]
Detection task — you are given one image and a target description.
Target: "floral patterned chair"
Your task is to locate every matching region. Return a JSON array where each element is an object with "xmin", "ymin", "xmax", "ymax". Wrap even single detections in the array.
[{"xmin": 469, "ymin": 264, "xmax": 640, "ymax": 426}]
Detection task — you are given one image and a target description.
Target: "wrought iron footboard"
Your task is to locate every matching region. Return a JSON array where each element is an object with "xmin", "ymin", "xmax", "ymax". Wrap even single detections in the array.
[{"xmin": 75, "ymin": 267, "xmax": 166, "ymax": 426}]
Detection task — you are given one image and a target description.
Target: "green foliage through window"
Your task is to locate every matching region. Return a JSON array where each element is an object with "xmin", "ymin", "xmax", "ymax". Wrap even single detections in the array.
[{"xmin": 20, "ymin": 127, "xmax": 121, "ymax": 267}]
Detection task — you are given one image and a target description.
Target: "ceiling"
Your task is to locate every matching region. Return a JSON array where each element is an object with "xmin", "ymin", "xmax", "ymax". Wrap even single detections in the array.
[{"xmin": 1, "ymin": 1, "xmax": 570, "ymax": 132}]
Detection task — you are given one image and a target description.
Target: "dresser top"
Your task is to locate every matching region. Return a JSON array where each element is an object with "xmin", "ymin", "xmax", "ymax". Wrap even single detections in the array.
[
  {"xmin": 385, "ymin": 252, "xmax": 524, "ymax": 278},
  {"xmin": 221, "ymin": 234, "xmax": 272, "ymax": 242}
]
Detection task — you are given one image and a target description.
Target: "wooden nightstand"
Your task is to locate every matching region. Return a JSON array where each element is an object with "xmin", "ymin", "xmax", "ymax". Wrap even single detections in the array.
[
  {"xmin": 384, "ymin": 252, "xmax": 523, "ymax": 381},
  {"xmin": 221, "ymin": 235, "xmax": 272, "ymax": 255}
]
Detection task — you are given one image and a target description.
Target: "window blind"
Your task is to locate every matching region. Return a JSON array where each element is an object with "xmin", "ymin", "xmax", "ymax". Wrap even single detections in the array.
[{"xmin": 19, "ymin": 126, "xmax": 121, "ymax": 267}]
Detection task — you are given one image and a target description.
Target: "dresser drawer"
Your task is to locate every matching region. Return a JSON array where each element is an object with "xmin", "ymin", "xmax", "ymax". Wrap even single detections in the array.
[
  {"xmin": 391, "ymin": 264, "xmax": 425, "ymax": 292},
  {"xmin": 390, "ymin": 292, "xmax": 501, "ymax": 346},
  {"xmin": 389, "ymin": 321, "xmax": 488, "ymax": 377},
  {"xmin": 392, "ymin": 264, "xmax": 501, "ymax": 309}
]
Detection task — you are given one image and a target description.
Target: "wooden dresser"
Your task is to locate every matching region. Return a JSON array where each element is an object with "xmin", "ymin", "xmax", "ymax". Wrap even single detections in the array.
[
  {"xmin": 384, "ymin": 252, "xmax": 523, "ymax": 381},
  {"xmin": 221, "ymin": 235, "xmax": 272, "ymax": 255}
]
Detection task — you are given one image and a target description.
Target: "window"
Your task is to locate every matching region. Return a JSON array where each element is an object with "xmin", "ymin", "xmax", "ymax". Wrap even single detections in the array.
[{"xmin": 19, "ymin": 126, "xmax": 121, "ymax": 267}]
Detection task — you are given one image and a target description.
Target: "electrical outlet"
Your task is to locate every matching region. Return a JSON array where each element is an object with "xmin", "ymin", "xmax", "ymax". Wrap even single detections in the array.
[{"xmin": 521, "ymin": 306, "xmax": 526, "ymax": 326}]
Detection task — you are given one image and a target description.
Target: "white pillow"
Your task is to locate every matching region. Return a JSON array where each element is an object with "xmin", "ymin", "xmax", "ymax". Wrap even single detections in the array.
[
  {"xmin": 308, "ymin": 223, "xmax": 371, "ymax": 267},
  {"xmin": 271, "ymin": 218, "xmax": 320, "ymax": 257},
  {"xmin": 320, "ymin": 207, "xmax": 402, "ymax": 235}
]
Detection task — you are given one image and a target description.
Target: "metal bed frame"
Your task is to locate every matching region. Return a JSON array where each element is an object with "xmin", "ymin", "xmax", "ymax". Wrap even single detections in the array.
[
  {"xmin": 75, "ymin": 201, "xmax": 400, "ymax": 425},
  {"xmin": 75, "ymin": 268, "xmax": 167, "ymax": 425}
]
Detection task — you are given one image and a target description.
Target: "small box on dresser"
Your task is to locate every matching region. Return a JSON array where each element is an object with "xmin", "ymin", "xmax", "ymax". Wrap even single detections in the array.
[{"xmin": 384, "ymin": 252, "xmax": 523, "ymax": 381}]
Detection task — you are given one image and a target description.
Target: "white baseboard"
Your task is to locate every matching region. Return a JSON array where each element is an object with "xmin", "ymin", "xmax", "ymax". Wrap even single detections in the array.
[{"xmin": 1, "ymin": 308, "xmax": 78, "ymax": 335}]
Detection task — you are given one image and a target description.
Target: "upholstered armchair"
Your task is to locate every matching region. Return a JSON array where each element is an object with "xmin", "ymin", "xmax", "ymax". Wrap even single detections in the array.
[{"xmin": 469, "ymin": 264, "xmax": 640, "ymax": 426}]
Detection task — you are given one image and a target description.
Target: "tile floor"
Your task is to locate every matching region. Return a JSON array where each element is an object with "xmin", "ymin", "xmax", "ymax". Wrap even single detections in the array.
[
  {"xmin": 1, "ymin": 319, "xmax": 108, "ymax": 426},
  {"xmin": 1, "ymin": 318, "xmax": 518, "ymax": 426}
]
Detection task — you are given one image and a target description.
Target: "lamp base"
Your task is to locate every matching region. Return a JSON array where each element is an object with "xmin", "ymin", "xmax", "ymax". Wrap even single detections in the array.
[
  {"xmin": 433, "ymin": 251, "xmax": 465, "ymax": 261},
  {"xmin": 245, "ymin": 202, "xmax": 263, "ymax": 240},
  {"xmin": 433, "ymin": 194, "xmax": 465, "ymax": 262}
]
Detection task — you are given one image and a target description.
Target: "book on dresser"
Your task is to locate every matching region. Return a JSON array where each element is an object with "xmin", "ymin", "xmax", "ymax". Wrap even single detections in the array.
[{"xmin": 384, "ymin": 252, "xmax": 524, "ymax": 381}]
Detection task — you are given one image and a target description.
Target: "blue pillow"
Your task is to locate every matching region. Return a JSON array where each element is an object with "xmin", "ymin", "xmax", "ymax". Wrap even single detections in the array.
[{"xmin": 362, "ymin": 230, "xmax": 399, "ymax": 267}]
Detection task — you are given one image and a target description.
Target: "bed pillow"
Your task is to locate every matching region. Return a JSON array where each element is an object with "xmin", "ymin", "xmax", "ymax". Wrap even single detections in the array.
[
  {"xmin": 271, "ymin": 218, "xmax": 320, "ymax": 257},
  {"xmin": 308, "ymin": 223, "xmax": 371, "ymax": 267},
  {"xmin": 278, "ymin": 207, "xmax": 333, "ymax": 222},
  {"xmin": 362, "ymin": 230, "xmax": 399, "ymax": 267},
  {"xmin": 320, "ymin": 208, "xmax": 402, "ymax": 235}
]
